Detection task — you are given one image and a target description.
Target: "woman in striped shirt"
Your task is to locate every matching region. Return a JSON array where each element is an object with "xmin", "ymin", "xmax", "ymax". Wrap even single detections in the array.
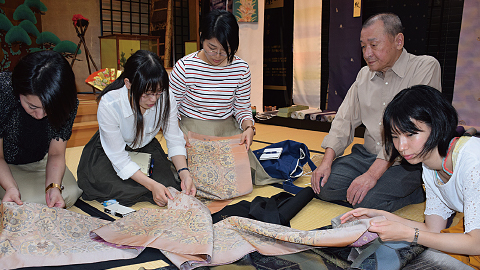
[{"xmin": 169, "ymin": 9, "xmax": 277, "ymax": 185}]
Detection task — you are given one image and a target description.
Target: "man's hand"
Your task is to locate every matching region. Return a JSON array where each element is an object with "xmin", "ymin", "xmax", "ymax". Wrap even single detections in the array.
[
  {"xmin": 311, "ymin": 148, "xmax": 335, "ymax": 194},
  {"xmin": 347, "ymin": 173, "xmax": 377, "ymax": 206},
  {"xmin": 346, "ymin": 158, "xmax": 391, "ymax": 206},
  {"xmin": 311, "ymin": 163, "xmax": 331, "ymax": 194}
]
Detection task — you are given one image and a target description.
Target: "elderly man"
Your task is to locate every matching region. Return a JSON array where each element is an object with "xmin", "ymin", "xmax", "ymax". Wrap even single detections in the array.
[{"xmin": 311, "ymin": 13, "xmax": 442, "ymax": 212}]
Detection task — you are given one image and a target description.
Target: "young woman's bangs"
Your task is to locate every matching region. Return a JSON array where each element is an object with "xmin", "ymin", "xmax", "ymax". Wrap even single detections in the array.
[{"xmin": 390, "ymin": 115, "xmax": 421, "ymax": 136}]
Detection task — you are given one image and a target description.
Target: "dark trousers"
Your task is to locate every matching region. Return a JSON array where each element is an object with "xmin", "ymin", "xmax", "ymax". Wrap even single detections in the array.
[{"xmin": 317, "ymin": 144, "xmax": 425, "ymax": 212}]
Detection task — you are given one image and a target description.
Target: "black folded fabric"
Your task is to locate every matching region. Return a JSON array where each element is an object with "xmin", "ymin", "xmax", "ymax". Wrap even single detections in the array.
[{"xmin": 212, "ymin": 187, "xmax": 315, "ymax": 226}]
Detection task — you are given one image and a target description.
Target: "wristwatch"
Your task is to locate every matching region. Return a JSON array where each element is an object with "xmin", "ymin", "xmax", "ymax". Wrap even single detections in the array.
[
  {"xmin": 411, "ymin": 228, "xmax": 419, "ymax": 246},
  {"xmin": 244, "ymin": 125, "xmax": 256, "ymax": 135},
  {"xmin": 45, "ymin": 183, "xmax": 64, "ymax": 194}
]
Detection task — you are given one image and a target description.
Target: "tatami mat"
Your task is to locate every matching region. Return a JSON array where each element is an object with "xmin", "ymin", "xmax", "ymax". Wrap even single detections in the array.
[
  {"xmin": 64, "ymin": 122, "xmax": 435, "ymax": 269},
  {"xmin": 253, "ymin": 123, "xmax": 364, "ymax": 154},
  {"xmin": 65, "ymin": 123, "xmax": 428, "ymax": 223}
]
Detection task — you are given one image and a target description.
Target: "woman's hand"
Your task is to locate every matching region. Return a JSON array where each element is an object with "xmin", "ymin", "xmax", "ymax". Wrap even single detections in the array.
[
  {"xmin": 240, "ymin": 128, "xmax": 254, "ymax": 150},
  {"xmin": 340, "ymin": 208, "xmax": 386, "ymax": 224},
  {"xmin": 240, "ymin": 121, "xmax": 255, "ymax": 150},
  {"xmin": 179, "ymin": 170, "xmax": 196, "ymax": 196},
  {"xmin": 170, "ymin": 155, "xmax": 195, "ymax": 196},
  {"xmin": 2, "ymin": 187, "xmax": 23, "ymax": 205},
  {"xmin": 1, "ymin": 139, "xmax": 23, "ymax": 205},
  {"xmin": 150, "ymin": 182, "xmax": 174, "ymax": 207},
  {"xmin": 183, "ymin": 132, "xmax": 191, "ymax": 147},
  {"xmin": 45, "ymin": 188, "xmax": 65, "ymax": 208},
  {"xmin": 368, "ymin": 219, "xmax": 415, "ymax": 242}
]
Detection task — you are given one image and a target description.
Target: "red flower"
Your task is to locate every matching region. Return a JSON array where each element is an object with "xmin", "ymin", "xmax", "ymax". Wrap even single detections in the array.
[{"xmin": 72, "ymin": 14, "xmax": 89, "ymax": 26}]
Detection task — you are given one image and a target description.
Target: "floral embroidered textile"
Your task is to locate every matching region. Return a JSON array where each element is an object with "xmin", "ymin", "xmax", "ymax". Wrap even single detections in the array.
[
  {"xmin": 92, "ymin": 188, "xmax": 381, "ymax": 270},
  {"xmin": 0, "ymin": 202, "xmax": 142, "ymax": 269},
  {"xmin": 187, "ymin": 132, "xmax": 253, "ymax": 200}
]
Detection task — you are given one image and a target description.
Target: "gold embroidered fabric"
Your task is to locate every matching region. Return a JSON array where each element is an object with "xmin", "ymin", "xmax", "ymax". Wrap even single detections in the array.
[
  {"xmin": 0, "ymin": 202, "xmax": 142, "ymax": 269},
  {"xmin": 187, "ymin": 131, "xmax": 253, "ymax": 200},
  {"xmin": 92, "ymin": 188, "xmax": 381, "ymax": 269}
]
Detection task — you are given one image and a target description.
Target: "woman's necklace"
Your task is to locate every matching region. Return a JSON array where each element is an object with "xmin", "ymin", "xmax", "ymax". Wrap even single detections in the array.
[
  {"xmin": 441, "ymin": 137, "xmax": 459, "ymax": 176},
  {"xmin": 435, "ymin": 137, "xmax": 459, "ymax": 184}
]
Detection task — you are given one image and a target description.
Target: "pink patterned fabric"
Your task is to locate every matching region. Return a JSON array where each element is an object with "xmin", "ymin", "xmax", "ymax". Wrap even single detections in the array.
[
  {"xmin": 91, "ymin": 187, "xmax": 213, "ymax": 264},
  {"xmin": 92, "ymin": 188, "xmax": 382, "ymax": 269},
  {"xmin": 0, "ymin": 202, "xmax": 142, "ymax": 269},
  {"xmin": 187, "ymin": 131, "xmax": 253, "ymax": 201}
]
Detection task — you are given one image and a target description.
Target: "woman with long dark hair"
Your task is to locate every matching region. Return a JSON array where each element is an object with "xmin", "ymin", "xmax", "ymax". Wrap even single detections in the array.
[{"xmin": 78, "ymin": 50, "xmax": 195, "ymax": 207}]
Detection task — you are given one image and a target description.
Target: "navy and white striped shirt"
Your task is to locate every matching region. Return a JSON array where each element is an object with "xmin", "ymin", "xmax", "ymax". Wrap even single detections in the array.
[{"xmin": 169, "ymin": 51, "xmax": 254, "ymax": 127}]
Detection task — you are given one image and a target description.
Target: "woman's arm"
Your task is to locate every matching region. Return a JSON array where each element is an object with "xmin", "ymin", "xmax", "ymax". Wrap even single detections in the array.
[
  {"xmin": 342, "ymin": 208, "xmax": 480, "ymax": 254},
  {"xmin": 162, "ymin": 93, "xmax": 196, "ymax": 196},
  {"xmin": 0, "ymin": 138, "xmax": 23, "ymax": 204},
  {"xmin": 45, "ymin": 138, "xmax": 67, "ymax": 208},
  {"xmin": 340, "ymin": 207, "xmax": 436, "ymax": 232},
  {"xmin": 417, "ymin": 228, "xmax": 480, "ymax": 255},
  {"xmin": 233, "ymin": 65, "xmax": 254, "ymax": 136},
  {"xmin": 97, "ymin": 96, "xmax": 146, "ymax": 180},
  {"xmin": 169, "ymin": 59, "xmax": 188, "ymax": 105},
  {"xmin": 240, "ymin": 119, "xmax": 255, "ymax": 150},
  {"xmin": 371, "ymin": 214, "xmax": 480, "ymax": 255},
  {"xmin": 170, "ymin": 155, "xmax": 196, "ymax": 196}
]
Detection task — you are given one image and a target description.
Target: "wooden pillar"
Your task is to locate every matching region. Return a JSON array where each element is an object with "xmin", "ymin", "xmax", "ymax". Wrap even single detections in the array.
[{"xmin": 164, "ymin": 0, "xmax": 173, "ymax": 67}]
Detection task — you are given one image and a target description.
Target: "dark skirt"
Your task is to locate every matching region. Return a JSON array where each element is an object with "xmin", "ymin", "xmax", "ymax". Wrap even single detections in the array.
[{"xmin": 77, "ymin": 131, "xmax": 181, "ymax": 206}]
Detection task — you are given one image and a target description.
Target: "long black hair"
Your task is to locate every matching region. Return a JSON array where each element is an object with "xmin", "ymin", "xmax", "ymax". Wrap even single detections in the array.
[
  {"xmin": 383, "ymin": 85, "xmax": 458, "ymax": 162},
  {"xmin": 12, "ymin": 50, "xmax": 77, "ymax": 130},
  {"xmin": 98, "ymin": 50, "xmax": 170, "ymax": 147},
  {"xmin": 199, "ymin": 9, "xmax": 239, "ymax": 63}
]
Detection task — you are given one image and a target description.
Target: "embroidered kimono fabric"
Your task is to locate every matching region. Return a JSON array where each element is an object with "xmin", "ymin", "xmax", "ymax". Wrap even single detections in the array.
[
  {"xmin": 92, "ymin": 188, "xmax": 381, "ymax": 269},
  {"xmin": 0, "ymin": 202, "xmax": 142, "ymax": 269},
  {"xmin": 187, "ymin": 131, "xmax": 253, "ymax": 200}
]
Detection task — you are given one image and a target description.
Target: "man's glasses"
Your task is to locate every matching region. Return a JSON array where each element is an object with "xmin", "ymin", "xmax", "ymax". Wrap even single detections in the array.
[{"xmin": 204, "ymin": 49, "xmax": 227, "ymax": 57}]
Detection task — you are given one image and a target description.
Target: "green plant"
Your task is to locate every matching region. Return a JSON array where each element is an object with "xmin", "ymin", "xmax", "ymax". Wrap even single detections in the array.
[
  {"xmin": 0, "ymin": 0, "xmax": 80, "ymax": 71},
  {"xmin": 119, "ymin": 51, "xmax": 127, "ymax": 68}
]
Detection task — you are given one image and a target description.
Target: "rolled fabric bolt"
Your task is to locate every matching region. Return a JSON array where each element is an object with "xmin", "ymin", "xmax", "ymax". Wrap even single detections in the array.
[
  {"xmin": 297, "ymin": 109, "xmax": 322, "ymax": 119},
  {"xmin": 316, "ymin": 112, "xmax": 336, "ymax": 121},
  {"xmin": 309, "ymin": 112, "xmax": 324, "ymax": 121},
  {"xmin": 326, "ymin": 114, "xmax": 336, "ymax": 122}
]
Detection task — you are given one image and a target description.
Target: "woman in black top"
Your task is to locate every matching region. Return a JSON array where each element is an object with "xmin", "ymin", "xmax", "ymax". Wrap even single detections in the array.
[{"xmin": 0, "ymin": 51, "xmax": 82, "ymax": 208}]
